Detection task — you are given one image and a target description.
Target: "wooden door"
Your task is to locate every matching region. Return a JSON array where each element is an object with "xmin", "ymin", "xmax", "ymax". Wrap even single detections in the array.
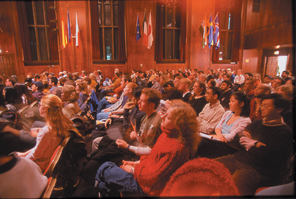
[{"xmin": 265, "ymin": 56, "xmax": 278, "ymax": 77}]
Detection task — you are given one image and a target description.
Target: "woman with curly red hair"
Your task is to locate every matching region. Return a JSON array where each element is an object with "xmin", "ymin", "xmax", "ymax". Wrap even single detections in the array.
[{"xmin": 95, "ymin": 100, "xmax": 201, "ymax": 197}]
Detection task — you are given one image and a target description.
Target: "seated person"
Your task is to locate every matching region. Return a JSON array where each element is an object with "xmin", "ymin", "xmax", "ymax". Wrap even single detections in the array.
[
  {"xmin": 74, "ymin": 88, "xmax": 162, "ymax": 197},
  {"xmin": 188, "ymin": 80, "xmax": 208, "ymax": 116},
  {"xmin": 196, "ymin": 91, "xmax": 251, "ymax": 158},
  {"xmin": 76, "ymin": 80, "xmax": 89, "ymax": 107},
  {"xmin": 96, "ymin": 82, "xmax": 137, "ymax": 121},
  {"xmin": 215, "ymin": 94, "xmax": 293, "ymax": 195},
  {"xmin": 17, "ymin": 94, "xmax": 72, "ymax": 172},
  {"xmin": 197, "ymin": 87, "xmax": 225, "ymax": 134},
  {"xmin": 0, "ymin": 132, "xmax": 47, "ymax": 198},
  {"xmin": 249, "ymin": 83, "xmax": 271, "ymax": 121},
  {"xmin": 91, "ymin": 86, "xmax": 146, "ymax": 150},
  {"xmin": 3, "ymin": 86, "xmax": 24, "ymax": 111},
  {"xmin": 219, "ymin": 80, "xmax": 234, "ymax": 110},
  {"xmin": 96, "ymin": 75, "xmax": 130, "ymax": 113},
  {"xmin": 61, "ymin": 85, "xmax": 80, "ymax": 119},
  {"xmin": 95, "ymin": 100, "xmax": 200, "ymax": 197},
  {"xmin": 162, "ymin": 81, "xmax": 182, "ymax": 100},
  {"xmin": 177, "ymin": 78, "xmax": 192, "ymax": 103},
  {"xmin": 161, "ymin": 158, "xmax": 239, "ymax": 196},
  {"xmin": 213, "ymin": 91, "xmax": 251, "ymax": 143},
  {"xmin": 97, "ymin": 72, "xmax": 122, "ymax": 101}
]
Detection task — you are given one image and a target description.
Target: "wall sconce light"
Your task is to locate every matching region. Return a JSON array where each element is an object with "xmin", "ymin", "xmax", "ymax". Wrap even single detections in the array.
[
  {"xmin": 246, "ymin": 59, "xmax": 249, "ymax": 63},
  {"xmin": 274, "ymin": 51, "xmax": 279, "ymax": 55}
]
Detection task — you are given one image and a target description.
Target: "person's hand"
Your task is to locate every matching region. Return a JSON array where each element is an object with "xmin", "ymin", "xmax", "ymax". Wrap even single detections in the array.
[
  {"xmin": 103, "ymin": 108, "xmax": 110, "ymax": 113},
  {"xmin": 3, "ymin": 125, "xmax": 12, "ymax": 132},
  {"xmin": 116, "ymin": 139, "xmax": 128, "ymax": 149},
  {"xmin": 109, "ymin": 98, "xmax": 118, "ymax": 103},
  {"xmin": 105, "ymin": 118, "xmax": 112, "ymax": 128},
  {"xmin": 120, "ymin": 164, "xmax": 134, "ymax": 174},
  {"xmin": 239, "ymin": 137, "xmax": 257, "ymax": 151},
  {"xmin": 30, "ymin": 128, "xmax": 40, "ymax": 137},
  {"xmin": 213, "ymin": 134, "xmax": 227, "ymax": 142},
  {"xmin": 243, "ymin": 130, "xmax": 251, "ymax": 139},
  {"xmin": 130, "ymin": 131, "xmax": 138, "ymax": 140},
  {"xmin": 122, "ymin": 160, "xmax": 135, "ymax": 166}
]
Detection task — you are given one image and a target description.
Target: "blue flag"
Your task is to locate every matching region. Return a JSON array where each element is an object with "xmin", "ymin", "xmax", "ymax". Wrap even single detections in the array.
[
  {"xmin": 67, "ymin": 9, "xmax": 71, "ymax": 42},
  {"xmin": 136, "ymin": 14, "xmax": 141, "ymax": 41},
  {"xmin": 213, "ymin": 14, "xmax": 220, "ymax": 49},
  {"xmin": 208, "ymin": 15, "xmax": 214, "ymax": 49}
]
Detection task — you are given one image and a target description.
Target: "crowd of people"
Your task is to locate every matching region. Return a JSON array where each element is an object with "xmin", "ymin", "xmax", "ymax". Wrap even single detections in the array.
[{"xmin": 0, "ymin": 67, "xmax": 294, "ymax": 197}]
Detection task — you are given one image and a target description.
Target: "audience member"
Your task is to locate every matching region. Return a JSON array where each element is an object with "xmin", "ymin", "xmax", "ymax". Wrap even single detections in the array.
[
  {"xmin": 95, "ymin": 100, "xmax": 200, "ymax": 197},
  {"xmin": 177, "ymin": 78, "xmax": 192, "ymax": 102},
  {"xmin": 188, "ymin": 80, "xmax": 207, "ymax": 116},
  {"xmin": 17, "ymin": 94, "xmax": 72, "ymax": 172},
  {"xmin": 197, "ymin": 87, "xmax": 225, "ymax": 134},
  {"xmin": 0, "ymin": 132, "xmax": 47, "ymax": 198},
  {"xmin": 249, "ymin": 83, "xmax": 271, "ymax": 121},
  {"xmin": 219, "ymin": 80, "xmax": 233, "ymax": 110},
  {"xmin": 216, "ymin": 94, "xmax": 293, "ymax": 195}
]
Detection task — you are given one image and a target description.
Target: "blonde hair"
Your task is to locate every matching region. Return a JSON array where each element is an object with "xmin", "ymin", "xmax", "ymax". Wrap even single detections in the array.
[
  {"xmin": 62, "ymin": 85, "xmax": 79, "ymax": 103},
  {"xmin": 41, "ymin": 94, "xmax": 72, "ymax": 138},
  {"xmin": 169, "ymin": 100, "xmax": 201, "ymax": 157}
]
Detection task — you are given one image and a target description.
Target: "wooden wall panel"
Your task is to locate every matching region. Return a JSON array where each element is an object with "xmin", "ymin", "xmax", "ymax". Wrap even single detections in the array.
[
  {"xmin": 244, "ymin": 0, "xmax": 293, "ymax": 49},
  {"xmin": 242, "ymin": 49, "xmax": 262, "ymax": 74},
  {"xmin": 0, "ymin": 2, "xmax": 19, "ymax": 80},
  {"xmin": 189, "ymin": 0, "xmax": 213, "ymax": 72}
]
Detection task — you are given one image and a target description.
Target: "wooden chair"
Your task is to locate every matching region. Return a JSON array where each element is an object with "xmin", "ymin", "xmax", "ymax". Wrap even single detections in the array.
[
  {"xmin": 43, "ymin": 137, "xmax": 70, "ymax": 178},
  {"xmin": 41, "ymin": 174, "xmax": 58, "ymax": 198}
]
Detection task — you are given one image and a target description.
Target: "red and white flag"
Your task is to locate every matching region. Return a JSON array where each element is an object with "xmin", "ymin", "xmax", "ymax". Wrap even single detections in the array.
[
  {"xmin": 143, "ymin": 10, "xmax": 148, "ymax": 48},
  {"xmin": 76, "ymin": 12, "xmax": 79, "ymax": 47},
  {"xmin": 147, "ymin": 11, "xmax": 153, "ymax": 49}
]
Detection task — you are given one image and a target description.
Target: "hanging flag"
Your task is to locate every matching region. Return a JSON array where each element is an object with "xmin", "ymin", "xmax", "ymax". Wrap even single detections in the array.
[
  {"xmin": 208, "ymin": 14, "xmax": 214, "ymax": 49},
  {"xmin": 61, "ymin": 11, "xmax": 67, "ymax": 48},
  {"xmin": 136, "ymin": 14, "xmax": 141, "ymax": 41},
  {"xmin": 76, "ymin": 12, "xmax": 79, "ymax": 47},
  {"xmin": 143, "ymin": 10, "xmax": 148, "ymax": 48},
  {"xmin": 147, "ymin": 11, "xmax": 153, "ymax": 49},
  {"xmin": 213, "ymin": 13, "xmax": 220, "ymax": 49},
  {"xmin": 67, "ymin": 9, "xmax": 71, "ymax": 42},
  {"xmin": 199, "ymin": 19, "xmax": 205, "ymax": 48},
  {"xmin": 202, "ymin": 14, "xmax": 209, "ymax": 49}
]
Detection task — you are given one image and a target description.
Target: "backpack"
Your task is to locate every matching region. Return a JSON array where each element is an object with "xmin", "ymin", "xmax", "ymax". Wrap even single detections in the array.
[{"xmin": 0, "ymin": 110, "xmax": 22, "ymax": 130}]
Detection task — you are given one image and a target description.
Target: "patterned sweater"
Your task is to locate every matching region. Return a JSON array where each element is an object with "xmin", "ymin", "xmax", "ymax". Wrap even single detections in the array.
[{"xmin": 134, "ymin": 132, "xmax": 189, "ymax": 196}]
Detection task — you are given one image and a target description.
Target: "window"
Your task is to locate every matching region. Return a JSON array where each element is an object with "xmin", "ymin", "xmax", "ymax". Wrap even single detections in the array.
[
  {"xmin": 155, "ymin": 0, "xmax": 186, "ymax": 62},
  {"xmin": 213, "ymin": 0, "xmax": 241, "ymax": 63},
  {"xmin": 162, "ymin": 2, "xmax": 181, "ymax": 60},
  {"xmin": 218, "ymin": 12, "xmax": 234, "ymax": 61},
  {"xmin": 91, "ymin": 0, "xmax": 126, "ymax": 63},
  {"xmin": 17, "ymin": 1, "xmax": 59, "ymax": 65}
]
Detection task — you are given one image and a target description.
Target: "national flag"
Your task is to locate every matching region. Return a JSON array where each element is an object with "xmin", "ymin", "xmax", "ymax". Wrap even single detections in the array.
[
  {"xmin": 143, "ymin": 10, "xmax": 148, "ymax": 48},
  {"xmin": 147, "ymin": 11, "xmax": 153, "ymax": 49},
  {"xmin": 208, "ymin": 14, "xmax": 214, "ymax": 49},
  {"xmin": 202, "ymin": 14, "xmax": 208, "ymax": 49},
  {"xmin": 67, "ymin": 9, "xmax": 71, "ymax": 42},
  {"xmin": 199, "ymin": 19, "xmax": 205, "ymax": 48},
  {"xmin": 136, "ymin": 14, "xmax": 141, "ymax": 41},
  {"xmin": 76, "ymin": 12, "xmax": 79, "ymax": 47},
  {"xmin": 61, "ymin": 11, "xmax": 68, "ymax": 48},
  {"xmin": 213, "ymin": 13, "xmax": 220, "ymax": 49}
]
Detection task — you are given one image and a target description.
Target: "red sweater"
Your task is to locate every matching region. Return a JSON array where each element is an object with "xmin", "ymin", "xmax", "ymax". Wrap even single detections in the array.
[{"xmin": 134, "ymin": 132, "xmax": 190, "ymax": 196}]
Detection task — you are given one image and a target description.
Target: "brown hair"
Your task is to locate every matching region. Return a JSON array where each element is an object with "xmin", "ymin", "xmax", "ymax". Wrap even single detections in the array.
[
  {"xmin": 141, "ymin": 88, "xmax": 162, "ymax": 109},
  {"xmin": 62, "ymin": 85, "xmax": 79, "ymax": 103}
]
